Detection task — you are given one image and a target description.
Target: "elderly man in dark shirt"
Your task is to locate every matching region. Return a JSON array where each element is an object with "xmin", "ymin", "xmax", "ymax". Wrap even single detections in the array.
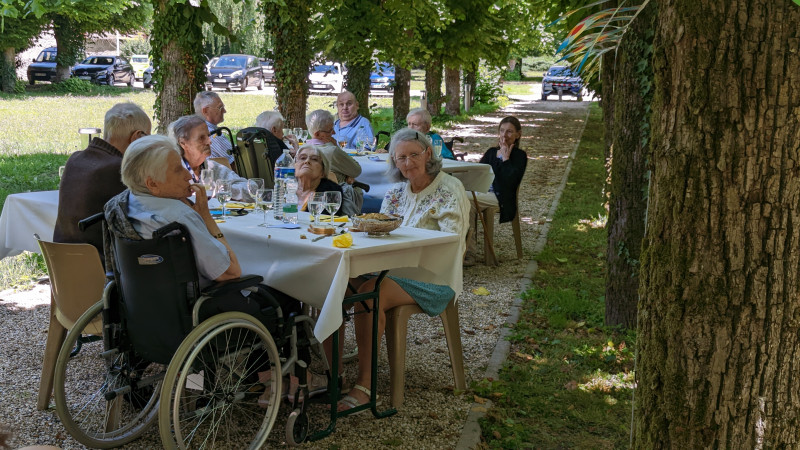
[{"xmin": 53, "ymin": 102, "xmax": 151, "ymax": 258}]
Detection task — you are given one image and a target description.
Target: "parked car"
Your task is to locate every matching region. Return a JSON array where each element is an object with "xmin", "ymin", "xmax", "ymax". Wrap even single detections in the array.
[
  {"xmin": 309, "ymin": 62, "xmax": 344, "ymax": 93},
  {"xmin": 71, "ymin": 55, "xmax": 135, "ymax": 86},
  {"xmin": 370, "ymin": 62, "xmax": 395, "ymax": 92},
  {"xmin": 541, "ymin": 65, "xmax": 583, "ymax": 101},
  {"xmin": 130, "ymin": 54, "xmax": 150, "ymax": 80},
  {"xmin": 205, "ymin": 54, "xmax": 264, "ymax": 92},
  {"xmin": 260, "ymin": 58, "xmax": 275, "ymax": 84},
  {"xmin": 27, "ymin": 47, "xmax": 58, "ymax": 84},
  {"xmin": 142, "ymin": 62, "xmax": 154, "ymax": 89}
]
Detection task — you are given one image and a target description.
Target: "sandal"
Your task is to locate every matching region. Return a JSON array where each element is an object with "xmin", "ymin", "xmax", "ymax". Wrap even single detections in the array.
[
  {"xmin": 336, "ymin": 384, "xmax": 373, "ymax": 415},
  {"xmin": 287, "ymin": 371, "xmax": 329, "ymax": 403}
]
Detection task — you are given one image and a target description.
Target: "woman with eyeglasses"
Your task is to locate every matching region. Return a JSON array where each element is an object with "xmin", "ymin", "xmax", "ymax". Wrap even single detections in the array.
[
  {"xmin": 293, "ymin": 145, "xmax": 348, "ymax": 215},
  {"xmin": 336, "ymin": 127, "xmax": 470, "ymax": 413},
  {"xmin": 465, "ymin": 116, "xmax": 527, "ymax": 265}
]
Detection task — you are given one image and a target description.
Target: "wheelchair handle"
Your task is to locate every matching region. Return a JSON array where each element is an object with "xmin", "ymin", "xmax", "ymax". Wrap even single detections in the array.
[{"xmin": 79, "ymin": 212, "xmax": 105, "ymax": 231}]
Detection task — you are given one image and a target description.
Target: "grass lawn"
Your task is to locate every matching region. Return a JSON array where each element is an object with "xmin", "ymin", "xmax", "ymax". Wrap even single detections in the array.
[{"xmin": 475, "ymin": 104, "xmax": 635, "ymax": 449}]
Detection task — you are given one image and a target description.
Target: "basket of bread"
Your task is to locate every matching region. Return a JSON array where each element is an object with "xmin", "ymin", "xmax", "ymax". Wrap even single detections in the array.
[{"xmin": 351, "ymin": 213, "xmax": 403, "ymax": 236}]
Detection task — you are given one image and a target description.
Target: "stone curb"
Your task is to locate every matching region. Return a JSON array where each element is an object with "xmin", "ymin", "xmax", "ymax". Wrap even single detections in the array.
[{"xmin": 456, "ymin": 104, "xmax": 592, "ymax": 449}]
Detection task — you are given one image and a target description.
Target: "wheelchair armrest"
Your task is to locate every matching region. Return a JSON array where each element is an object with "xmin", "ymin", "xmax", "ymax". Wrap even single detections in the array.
[
  {"xmin": 203, "ymin": 274, "xmax": 264, "ymax": 297},
  {"xmin": 353, "ymin": 181, "xmax": 370, "ymax": 192},
  {"xmin": 79, "ymin": 212, "xmax": 105, "ymax": 231}
]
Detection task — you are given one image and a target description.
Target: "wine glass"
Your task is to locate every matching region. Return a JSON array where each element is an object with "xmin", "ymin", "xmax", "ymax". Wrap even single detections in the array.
[
  {"xmin": 309, "ymin": 192, "xmax": 326, "ymax": 227},
  {"xmin": 282, "ymin": 128, "xmax": 291, "ymax": 138},
  {"xmin": 301, "ymin": 129, "xmax": 310, "ymax": 142},
  {"xmin": 217, "ymin": 180, "xmax": 232, "ymax": 218},
  {"xmin": 256, "ymin": 188, "xmax": 273, "ymax": 226},
  {"xmin": 200, "ymin": 169, "xmax": 216, "ymax": 199},
  {"xmin": 248, "ymin": 178, "xmax": 264, "ymax": 202},
  {"xmin": 324, "ymin": 191, "xmax": 342, "ymax": 226}
]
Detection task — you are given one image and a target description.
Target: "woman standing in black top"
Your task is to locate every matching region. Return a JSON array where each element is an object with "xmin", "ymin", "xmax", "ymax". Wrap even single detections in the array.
[{"xmin": 466, "ymin": 116, "xmax": 527, "ymax": 264}]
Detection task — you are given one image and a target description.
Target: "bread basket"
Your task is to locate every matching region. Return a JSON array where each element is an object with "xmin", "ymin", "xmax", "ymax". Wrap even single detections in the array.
[{"xmin": 351, "ymin": 214, "xmax": 403, "ymax": 236}]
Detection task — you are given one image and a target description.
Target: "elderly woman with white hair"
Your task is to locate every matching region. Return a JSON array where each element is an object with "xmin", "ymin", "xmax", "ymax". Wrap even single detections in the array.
[
  {"xmin": 337, "ymin": 128, "xmax": 470, "ymax": 412},
  {"xmin": 168, "ymin": 115, "xmax": 252, "ymax": 201},
  {"xmin": 254, "ymin": 110, "xmax": 299, "ymax": 159},
  {"xmin": 306, "ymin": 109, "xmax": 364, "ymax": 215},
  {"xmin": 406, "ymin": 107, "xmax": 454, "ymax": 160}
]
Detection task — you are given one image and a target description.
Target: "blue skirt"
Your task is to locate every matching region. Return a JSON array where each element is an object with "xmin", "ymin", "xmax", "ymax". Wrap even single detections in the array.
[{"xmin": 387, "ymin": 276, "xmax": 454, "ymax": 317}]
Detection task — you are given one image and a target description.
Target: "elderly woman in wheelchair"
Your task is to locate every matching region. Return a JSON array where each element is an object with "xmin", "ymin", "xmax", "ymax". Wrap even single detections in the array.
[{"xmin": 52, "ymin": 135, "xmax": 326, "ymax": 449}]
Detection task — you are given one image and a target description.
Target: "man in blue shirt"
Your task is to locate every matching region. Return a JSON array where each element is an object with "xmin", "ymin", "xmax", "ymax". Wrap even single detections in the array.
[{"xmin": 333, "ymin": 91, "xmax": 374, "ymax": 149}]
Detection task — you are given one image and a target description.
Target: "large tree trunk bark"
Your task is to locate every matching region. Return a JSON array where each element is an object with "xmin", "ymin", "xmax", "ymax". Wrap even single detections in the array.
[
  {"xmin": 444, "ymin": 65, "xmax": 460, "ymax": 116},
  {"xmin": 605, "ymin": 1, "xmax": 656, "ymax": 328},
  {"xmin": 345, "ymin": 61, "xmax": 371, "ymax": 121},
  {"xmin": 635, "ymin": 1, "xmax": 800, "ymax": 447},
  {"xmin": 464, "ymin": 66, "xmax": 476, "ymax": 109},
  {"xmin": 151, "ymin": 0, "xmax": 205, "ymax": 133},
  {"xmin": 1, "ymin": 48, "xmax": 15, "ymax": 93},
  {"xmin": 266, "ymin": 0, "xmax": 311, "ymax": 129},
  {"xmin": 393, "ymin": 65, "xmax": 411, "ymax": 129},
  {"xmin": 424, "ymin": 57, "xmax": 443, "ymax": 116},
  {"xmin": 52, "ymin": 15, "xmax": 82, "ymax": 83}
]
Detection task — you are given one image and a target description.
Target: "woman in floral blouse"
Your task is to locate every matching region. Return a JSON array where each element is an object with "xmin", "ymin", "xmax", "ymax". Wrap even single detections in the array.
[{"xmin": 337, "ymin": 127, "xmax": 470, "ymax": 413}]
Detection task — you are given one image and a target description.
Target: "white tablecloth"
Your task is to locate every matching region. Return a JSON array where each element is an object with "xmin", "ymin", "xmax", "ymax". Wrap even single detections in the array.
[
  {"xmin": 355, "ymin": 155, "xmax": 494, "ymax": 212},
  {"xmin": 0, "ymin": 190, "xmax": 58, "ymax": 259},
  {"xmin": 0, "ymin": 190, "xmax": 462, "ymax": 341}
]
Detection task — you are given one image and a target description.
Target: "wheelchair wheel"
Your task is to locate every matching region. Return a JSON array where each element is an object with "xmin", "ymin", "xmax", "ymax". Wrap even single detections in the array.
[
  {"xmin": 54, "ymin": 300, "xmax": 162, "ymax": 448},
  {"xmin": 159, "ymin": 312, "xmax": 282, "ymax": 450},
  {"xmin": 285, "ymin": 408, "xmax": 308, "ymax": 446}
]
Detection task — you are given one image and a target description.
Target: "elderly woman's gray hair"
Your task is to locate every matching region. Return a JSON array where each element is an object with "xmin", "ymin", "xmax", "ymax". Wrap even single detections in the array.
[
  {"xmin": 255, "ymin": 111, "xmax": 285, "ymax": 132},
  {"xmin": 296, "ymin": 144, "xmax": 331, "ymax": 178},
  {"xmin": 167, "ymin": 115, "xmax": 207, "ymax": 156},
  {"xmin": 406, "ymin": 107, "xmax": 432, "ymax": 128},
  {"xmin": 104, "ymin": 102, "xmax": 151, "ymax": 142},
  {"xmin": 193, "ymin": 91, "xmax": 220, "ymax": 116},
  {"xmin": 306, "ymin": 109, "xmax": 334, "ymax": 135},
  {"xmin": 386, "ymin": 127, "xmax": 441, "ymax": 183},
  {"xmin": 121, "ymin": 135, "xmax": 181, "ymax": 195}
]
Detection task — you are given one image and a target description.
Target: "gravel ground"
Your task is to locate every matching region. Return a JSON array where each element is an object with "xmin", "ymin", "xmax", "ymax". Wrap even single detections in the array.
[{"xmin": 0, "ymin": 96, "xmax": 591, "ymax": 449}]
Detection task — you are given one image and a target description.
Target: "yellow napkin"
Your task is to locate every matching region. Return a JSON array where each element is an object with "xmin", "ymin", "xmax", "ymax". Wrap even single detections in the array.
[
  {"xmin": 333, "ymin": 233, "xmax": 353, "ymax": 248},
  {"xmin": 312, "ymin": 215, "xmax": 348, "ymax": 223},
  {"xmin": 225, "ymin": 202, "xmax": 255, "ymax": 209}
]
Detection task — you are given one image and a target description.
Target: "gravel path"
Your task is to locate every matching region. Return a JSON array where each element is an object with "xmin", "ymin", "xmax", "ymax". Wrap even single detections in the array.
[{"xmin": 0, "ymin": 96, "xmax": 591, "ymax": 449}]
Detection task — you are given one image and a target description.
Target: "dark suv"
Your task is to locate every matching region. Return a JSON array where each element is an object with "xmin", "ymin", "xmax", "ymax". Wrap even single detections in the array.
[
  {"xmin": 206, "ymin": 54, "xmax": 264, "ymax": 92},
  {"xmin": 27, "ymin": 47, "xmax": 58, "ymax": 84},
  {"xmin": 71, "ymin": 55, "xmax": 135, "ymax": 86},
  {"xmin": 541, "ymin": 65, "xmax": 583, "ymax": 101}
]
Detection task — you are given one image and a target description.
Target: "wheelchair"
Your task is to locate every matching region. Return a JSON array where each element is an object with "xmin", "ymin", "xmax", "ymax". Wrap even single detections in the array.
[{"xmin": 52, "ymin": 216, "xmax": 326, "ymax": 448}]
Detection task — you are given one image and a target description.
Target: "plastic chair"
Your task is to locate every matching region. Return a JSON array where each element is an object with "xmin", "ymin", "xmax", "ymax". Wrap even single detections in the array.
[
  {"xmin": 35, "ymin": 237, "xmax": 105, "ymax": 411},
  {"xmin": 384, "ymin": 297, "xmax": 466, "ymax": 408},
  {"xmin": 477, "ymin": 182, "xmax": 524, "ymax": 265}
]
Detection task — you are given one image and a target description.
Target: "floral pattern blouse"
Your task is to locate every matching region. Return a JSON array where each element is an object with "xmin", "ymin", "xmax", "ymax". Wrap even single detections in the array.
[{"xmin": 381, "ymin": 171, "xmax": 470, "ymax": 251}]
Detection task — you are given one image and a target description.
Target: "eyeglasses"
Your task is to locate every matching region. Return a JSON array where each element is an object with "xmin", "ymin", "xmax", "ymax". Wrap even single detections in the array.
[
  {"xmin": 209, "ymin": 104, "xmax": 226, "ymax": 112},
  {"xmin": 393, "ymin": 147, "xmax": 427, "ymax": 164}
]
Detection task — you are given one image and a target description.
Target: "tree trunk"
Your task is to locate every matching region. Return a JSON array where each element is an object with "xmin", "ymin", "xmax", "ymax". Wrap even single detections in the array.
[
  {"xmin": 52, "ymin": 14, "xmax": 83, "ymax": 83},
  {"xmin": 345, "ymin": 61, "xmax": 371, "ymax": 121},
  {"xmin": 266, "ymin": 0, "xmax": 311, "ymax": 129},
  {"xmin": 393, "ymin": 65, "xmax": 411, "ymax": 130},
  {"xmin": 604, "ymin": 1, "xmax": 656, "ymax": 328},
  {"xmin": 1, "ymin": 48, "xmax": 15, "ymax": 93},
  {"xmin": 424, "ymin": 57, "xmax": 443, "ymax": 116},
  {"xmin": 464, "ymin": 66, "xmax": 477, "ymax": 108},
  {"xmin": 635, "ymin": 1, "xmax": 800, "ymax": 447},
  {"xmin": 151, "ymin": 0, "xmax": 206, "ymax": 133},
  {"xmin": 444, "ymin": 65, "xmax": 460, "ymax": 116}
]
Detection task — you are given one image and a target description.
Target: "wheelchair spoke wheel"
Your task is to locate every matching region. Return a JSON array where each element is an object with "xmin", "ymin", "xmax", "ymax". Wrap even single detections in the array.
[
  {"xmin": 159, "ymin": 312, "xmax": 281, "ymax": 450},
  {"xmin": 54, "ymin": 300, "xmax": 162, "ymax": 448}
]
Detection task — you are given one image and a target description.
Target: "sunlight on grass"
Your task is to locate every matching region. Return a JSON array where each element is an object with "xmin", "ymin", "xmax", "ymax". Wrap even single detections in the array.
[
  {"xmin": 0, "ymin": 252, "xmax": 47, "ymax": 292},
  {"xmin": 575, "ymin": 214, "xmax": 608, "ymax": 232}
]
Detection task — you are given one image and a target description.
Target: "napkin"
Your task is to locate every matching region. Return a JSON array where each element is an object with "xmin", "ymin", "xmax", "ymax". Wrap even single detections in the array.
[
  {"xmin": 312, "ymin": 215, "xmax": 348, "ymax": 223},
  {"xmin": 225, "ymin": 202, "xmax": 255, "ymax": 209}
]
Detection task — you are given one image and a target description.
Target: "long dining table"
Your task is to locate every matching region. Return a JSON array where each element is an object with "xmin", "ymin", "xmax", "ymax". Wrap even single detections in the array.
[
  {"xmin": 354, "ymin": 154, "xmax": 494, "ymax": 212},
  {"xmin": 0, "ymin": 190, "xmax": 462, "ymax": 341}
]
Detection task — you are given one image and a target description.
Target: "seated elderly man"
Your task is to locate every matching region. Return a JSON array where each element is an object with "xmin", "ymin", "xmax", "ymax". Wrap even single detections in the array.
[
  {"xmin": 406, "ymin": 107, "xmax": 454, "ymax": 160},
  {"xmin": 333, "ymin": 91, "xmax": 374, "ymax": 149},
  {"xmin": 105, "ymin": 135, "xmax": 327, "ymax": 401},
  {"xmin": 306, "ymin": 109, "xmax": 363, "ymax": 214},
  {"xmin": 168, "ymin": 115, "xmax": 252, "ymax": 201},
  {"xmin": 54, "ymin": 102, "xmax": 151, "ymax": 259},
  {"xmin": 194, "ymin": 91, "xmax": 235, "ymax": 168},
  {"xmin": 254, "ymin": 110, "xmax": 299, "ymax": 162}
]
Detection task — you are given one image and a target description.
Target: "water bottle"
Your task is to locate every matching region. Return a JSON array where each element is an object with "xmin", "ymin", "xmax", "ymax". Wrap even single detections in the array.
[
  {"xmin": 283, "ymin": 177, "xmax": 298, "ymax": 224},
  {"xmin": 273, "ymin": 149, "xmax": 294, "ymax": 221}
]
